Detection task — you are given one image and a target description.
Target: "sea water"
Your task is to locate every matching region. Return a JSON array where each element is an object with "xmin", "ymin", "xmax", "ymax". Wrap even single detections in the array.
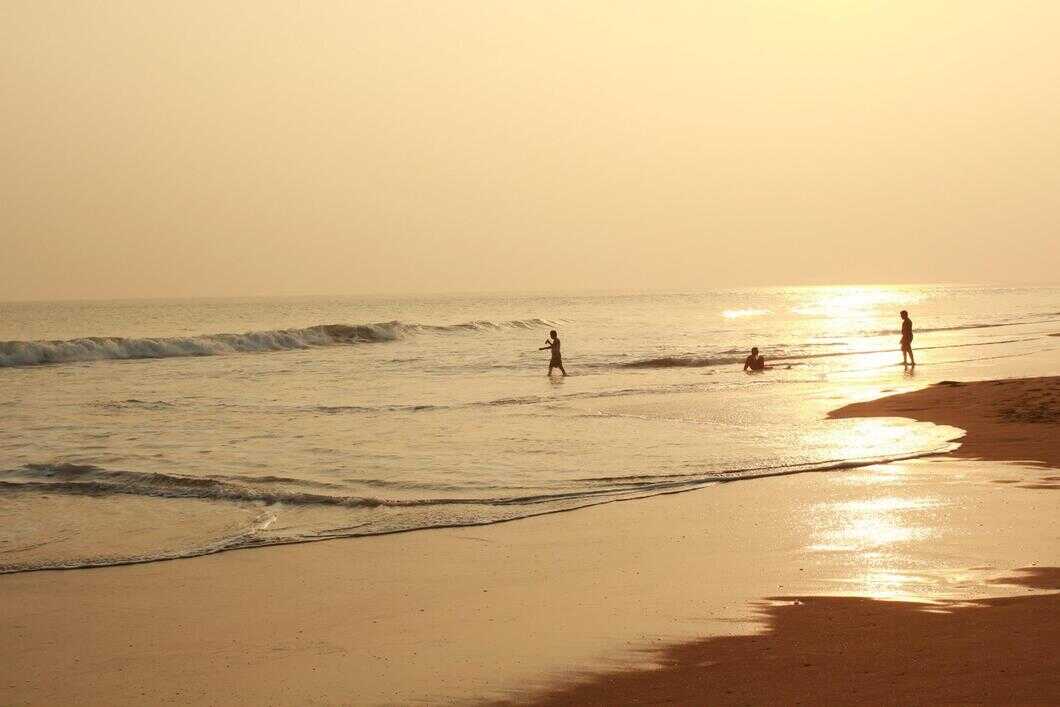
[{"xmin": 1, "ymin": 285, "xmax": 1057, "ymax": 572}]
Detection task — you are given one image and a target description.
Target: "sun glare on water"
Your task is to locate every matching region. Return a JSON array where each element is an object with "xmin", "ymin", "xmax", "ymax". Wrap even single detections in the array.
[
  {"xmin": 721, "ymin": 309, "xmax": 771, "ymax": 319},
  {"xmin": 791, "ymin": 286, "xmax": 922, "ymax": 319}
]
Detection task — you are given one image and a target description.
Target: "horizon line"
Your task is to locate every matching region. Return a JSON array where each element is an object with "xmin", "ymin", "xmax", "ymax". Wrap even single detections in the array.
[{"xmin": 2, "ymin": 281, "xmax": 1059, "ymax": 306}]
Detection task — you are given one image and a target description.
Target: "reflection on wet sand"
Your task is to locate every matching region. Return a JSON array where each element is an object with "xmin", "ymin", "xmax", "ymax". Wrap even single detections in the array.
[
  {"xmin": 808, "ymin": 466, "xmax": 943, "ymax": 601},
  {"xmin": 799, "ymin": 460, "xmax": 1056, "ymax": 604}
]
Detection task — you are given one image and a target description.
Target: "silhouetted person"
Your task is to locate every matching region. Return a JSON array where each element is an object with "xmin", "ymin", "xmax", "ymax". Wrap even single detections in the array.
[
  {"xmin": 539, "ymin": 330, "xmax": 566, "ymax": 376},
  {"xmin": 900, "ymin": 310, "xmax": 915, "ymax": 366},
  {"xmin": 743, "ymin": 346, "xmax": 766, "ymax": 372}
]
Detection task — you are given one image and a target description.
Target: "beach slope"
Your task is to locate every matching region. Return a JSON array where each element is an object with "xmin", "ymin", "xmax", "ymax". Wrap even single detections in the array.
[
  {"xmin": 832, "ymin": 376, "xmax": 1060, "ymax": 469},
  {"xmin": 2, "ymin": 378, "xmax": 1057, "ymax": 705},
  {"xmin": 521, "ymin": 376, "xmax": 1060, "ymax": 705},
  {"xmin": 519, "ymin": 569, "xmax": 1060, "ymax": 706}
]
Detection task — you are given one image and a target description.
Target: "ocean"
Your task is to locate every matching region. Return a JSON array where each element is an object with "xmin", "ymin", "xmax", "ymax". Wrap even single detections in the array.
[{"xmin": 1, "ymin": 285, "xmax": 1057, "ymax": 573}]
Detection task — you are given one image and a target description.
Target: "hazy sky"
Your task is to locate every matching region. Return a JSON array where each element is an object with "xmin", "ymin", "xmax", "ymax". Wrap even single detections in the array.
[{"xmin": 3, "ymin": 1, "xmax": 1058, "ymax": 300}]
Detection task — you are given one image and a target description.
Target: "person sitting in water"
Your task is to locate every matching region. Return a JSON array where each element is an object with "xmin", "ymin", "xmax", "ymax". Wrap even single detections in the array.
[
  {"xmin": 743, "ymin": 347, "xmax": 766, "ymax": 371},
  {"xmin": 539, "ymin": 329, "xmax": 567, "ymax": 376}
]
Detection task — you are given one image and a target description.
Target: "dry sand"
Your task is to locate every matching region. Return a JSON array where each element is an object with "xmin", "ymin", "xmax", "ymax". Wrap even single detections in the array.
[
  {"xmin": 1, "ymin": 377, "xmax": 1058, "ymax": 705},
  {"xmin": 519, "ymin": 569, "xmax": 1060, "ymax": 706},
  {"xmin": 833, "ymin": 376, "xmax": 1060, "ymax": 470}
]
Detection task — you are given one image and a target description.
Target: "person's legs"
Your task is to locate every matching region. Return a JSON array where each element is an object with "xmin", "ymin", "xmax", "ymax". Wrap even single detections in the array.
[{"xmin": 558, "ymin": 363, "xmax": 567, "ymax": 376}]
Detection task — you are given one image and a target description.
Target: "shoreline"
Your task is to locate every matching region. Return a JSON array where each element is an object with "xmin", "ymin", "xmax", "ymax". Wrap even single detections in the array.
[
  {"xmin": 520, "ymin": 375, "xmax": 1060, "ymax": 705},
  {"xmin": 831, "ymin": 376, "xmax": 1060, "ymax": 470},
  {"xmin": 1, "ymin": 376, "xmax": 1057, "ymax": 705}
]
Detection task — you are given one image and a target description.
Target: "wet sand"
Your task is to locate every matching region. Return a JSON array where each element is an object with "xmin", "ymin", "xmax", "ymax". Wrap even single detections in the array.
[
  {"xmin": 2, "ymin": 377, "xmax": 1058, "ymax": 705},
  {"xmin": 522, "ymin": 376, "xmax": 1060, "ymax": 705}
]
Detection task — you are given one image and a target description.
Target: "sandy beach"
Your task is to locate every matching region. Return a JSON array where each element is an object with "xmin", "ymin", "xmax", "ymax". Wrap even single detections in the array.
[
  {"xmin": 1, "ymin": 375, "xmax": 1057, "ymax": 705},
  {"xmin": 523, "ymin": 377, "xmax": 1060, "ymax": 705},
  {"xmin": 523, "ymin": 570, "xmax": 1060, "ymax": 706},
  {"xmin": 6, "ymin": 2, "xmax": 1060, "ymax": 703},
  {"xmin": 833, "ymin": 376, "xmax": 1060, "ymax": 470}
]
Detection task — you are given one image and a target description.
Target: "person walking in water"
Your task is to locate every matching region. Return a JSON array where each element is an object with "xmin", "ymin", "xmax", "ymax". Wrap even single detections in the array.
[
  {"xmin": 900, "ymin": 310, "xmax": 915, "ymax": 366},
  {"xmin": 743, "ymin": 346, "xmax": 766, "ymax": 371},
  {"xmin": 539, "ymin": 330, "xmax": 567, "ymax": 376}
]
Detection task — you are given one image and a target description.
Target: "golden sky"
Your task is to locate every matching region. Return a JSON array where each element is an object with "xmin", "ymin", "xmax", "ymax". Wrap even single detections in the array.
[{"xmin": 3, "ymin": 1, "xmax": 1058, "ymax": 300}]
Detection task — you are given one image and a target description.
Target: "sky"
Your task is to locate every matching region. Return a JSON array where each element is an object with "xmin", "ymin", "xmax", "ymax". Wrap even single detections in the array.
[{"xmin": 2, "ymin": 1, "xmax": 1059, "ymax": 301}]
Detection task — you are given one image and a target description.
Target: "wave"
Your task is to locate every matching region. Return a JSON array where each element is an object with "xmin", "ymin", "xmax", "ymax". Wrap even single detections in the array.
[
  {"xmin": 0, "ymin": 441, "xmax": 959, "ymax": 574},
  {"xmin": 2, "ymin": 461, "xmax": 746, "ymax": 510},
  {"xmin": 87, "ymin": 381, "xmax": 722, "ymax": 418},
  {"xmin": 620, "ymin": 337, "xmax": 1032, "ymax": 369},
  {"xmin": 2, "ymin": 463, "xmax": 642, "ymax": 510},
  {"xmin": 622, "ymin": 355, "xmax": 747, "ymax": 369},
  {"xmin": 308, "ymin": 382, "xmax": 722, "ymax": 415},
  {"xmin": 0, "ymin": 319, "xmax": 554, "ymax": 368},
  {"xmin": 13, "ymin": 442, "xmax": 959, "ymax": 506},
  {"xmin": 313, "ymin": 403, "xmax": 446, "ymax": 414},
  {"xmin": 0, "ymin": 463, "xmax": 525, "ymax": 509},
  {"xmin": 412, "ymin": 318, "xmax": 553, "ymax": 332},
  {"xmin": 95, "ymin": 399, "xmax": 177, "ymax": 411},
  {"xmin": 0, "ymin": 510, "xmax": 282, "ymax": 575},
  {"xmin": 620, "ymin": 343, "xmax": 836, "ymax": 368}
]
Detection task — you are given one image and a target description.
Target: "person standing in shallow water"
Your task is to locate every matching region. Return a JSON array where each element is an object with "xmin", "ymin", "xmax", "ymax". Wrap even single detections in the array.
[
  {"xmin": 900, "ymin": 310, "xmax": 915, "ymax": 366},
  {"xmin": 539, "ymin": 330, "xmax": 566, "ymax": 376}
]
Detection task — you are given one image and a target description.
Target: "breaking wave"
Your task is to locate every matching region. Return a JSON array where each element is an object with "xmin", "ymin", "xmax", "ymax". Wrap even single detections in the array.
[
  {"xmin": 0, "ymin": 319, "xmax": 554, "ymax": 367},
  {"xmin": 622, "ymin": 355, "xmax": 747, "ymax": 369}
]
